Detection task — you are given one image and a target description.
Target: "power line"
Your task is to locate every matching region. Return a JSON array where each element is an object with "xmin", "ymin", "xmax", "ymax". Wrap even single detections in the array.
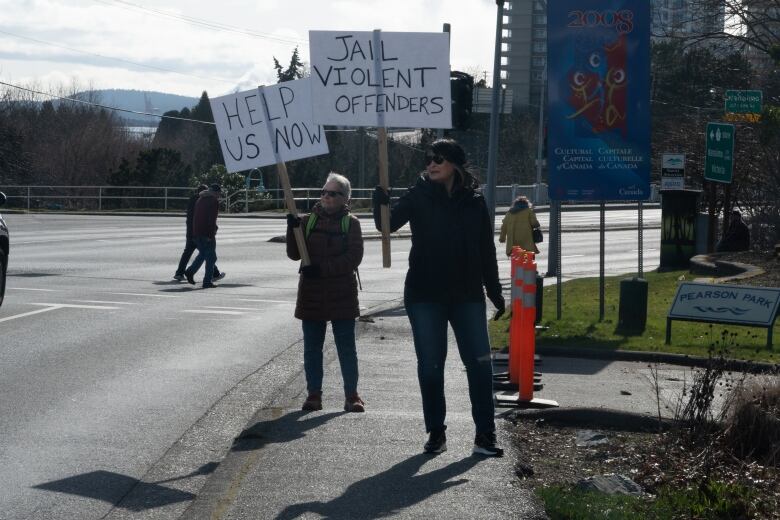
[
  {"xmin": 92, "ymin": 0, "xmax": 308, "ymax": 46},
  {"xmin": 0, "ymin": 80, "xmax": 216, "ymax": 124},
  {"xmin": 0, "ymin": 29, "xmax": 240, "ymax": 86}
]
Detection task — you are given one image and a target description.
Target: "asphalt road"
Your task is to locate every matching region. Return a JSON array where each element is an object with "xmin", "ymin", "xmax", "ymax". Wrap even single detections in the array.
[{"xmin": 0, "ymin": 210, "xmax": 660, "ymax": 519}]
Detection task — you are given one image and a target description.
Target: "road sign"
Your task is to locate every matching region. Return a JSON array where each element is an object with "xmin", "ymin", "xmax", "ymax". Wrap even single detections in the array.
[
  {"xmin": 661, "ymin": 153, "xmax": 685, "ymax": 190},
  {"xmin": 704, "ymin": 123, "xmax": 734, "ymax": 184},
  {"xmin": 725, "ymin": 90, "xmax": 762, "ymax": 114}
]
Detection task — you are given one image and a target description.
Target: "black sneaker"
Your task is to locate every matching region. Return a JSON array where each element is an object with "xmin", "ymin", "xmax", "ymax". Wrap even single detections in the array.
[
  {"xmin": 473, "ymin": 432, "xmax": 504, "ymax": 457},
  {"xmin": 185, "ymin": 270, "xmax": 195, "ymax": 285},
  {"xmin": 424, "ymin": 426, "xmax": 447, "ymax": 454},
  {"xmin": 202, "ymin": 282, "xmax": 217, "ymax": 289}
]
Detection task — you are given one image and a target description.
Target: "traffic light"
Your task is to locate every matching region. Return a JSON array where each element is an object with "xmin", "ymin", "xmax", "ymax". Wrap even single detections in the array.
[{"xmin": 450, "ymin": 71, "xmax": 474, "ymax": 130}]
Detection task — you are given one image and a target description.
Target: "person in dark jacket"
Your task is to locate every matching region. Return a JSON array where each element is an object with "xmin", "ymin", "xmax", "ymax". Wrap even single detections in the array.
[
  {"xmin": 372, "ymin": 138, "xmax": 506, "ymax": 457},
  {"xmin": 174, "ymin": 184, "xmax": 223, "ymax": 282},
  {"xmin": 184, "ymin": 183, "xmax": 221, "ymax": 289},
  {"xmin": 716, "ymin": 209, "xmax": 750, "ymax": 252},
  {"xmin": 287, "ymin": 172, "xmax": 365, "ymax": 413}
]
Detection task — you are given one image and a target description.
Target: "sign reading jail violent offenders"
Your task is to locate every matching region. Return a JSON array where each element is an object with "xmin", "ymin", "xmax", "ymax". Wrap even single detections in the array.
[
  {"xmin": 210, "ymin": 78, "xmax": 329, "ymax": 173},
  {"xmin": 308, "ymin": 30, "xmax": 452, "ymax": 128}
]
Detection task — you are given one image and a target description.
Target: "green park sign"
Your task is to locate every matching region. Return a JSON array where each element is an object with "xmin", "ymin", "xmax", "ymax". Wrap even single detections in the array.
[
  {"xmin": 725, "ymin": 90, "xmax": 762, "ymax": 122},
  {"xmin": 704, "ymin": 122, "xmax": 734, "ymax": 184}
]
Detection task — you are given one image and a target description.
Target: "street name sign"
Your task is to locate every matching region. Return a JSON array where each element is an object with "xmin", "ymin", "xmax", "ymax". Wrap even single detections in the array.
[
  {"xmin": 667, "ymin": 282, "xmax": 780, "ymax": 347},
  {"xmin": 661, "ymin": 153, "xmax": 685, "ymax": 190},
  {"xmin": 725, "ymin": 90, "xmax": 762, "ymax": 114},
  {"xmin": 704, "ymin": 122, "xmax": 734, "ymax": 184}
]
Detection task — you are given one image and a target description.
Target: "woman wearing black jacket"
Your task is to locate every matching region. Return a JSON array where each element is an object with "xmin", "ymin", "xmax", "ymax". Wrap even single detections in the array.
[{"xmin": 373, "ymin": 139, "xmax": 505, "ymax": 457}]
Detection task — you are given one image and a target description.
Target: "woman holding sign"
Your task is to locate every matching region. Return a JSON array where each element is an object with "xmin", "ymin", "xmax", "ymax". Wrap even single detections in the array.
[
  {"xmin": 287, "ymin": 173, "xmax": 365, "ymax": 413},
  {"xmin": 372, "ymin": 139, "xmax": 505, "ymax": 457}
]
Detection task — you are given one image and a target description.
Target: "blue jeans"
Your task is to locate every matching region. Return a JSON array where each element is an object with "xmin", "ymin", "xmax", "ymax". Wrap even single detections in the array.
[
  {"xmin": 302, "ymin": 319, "xmax": 358, "ymax": 396},
  {"xmin": 187, "ymin": 236, "xmax": 217, "ymax": 285},
  {"xmin": 176, "ymin": 237, "xmax": 220, "ymax": 277},
  {"xmin": 406, "ymin": 301, "xmax": 496, "ymax": 435}
]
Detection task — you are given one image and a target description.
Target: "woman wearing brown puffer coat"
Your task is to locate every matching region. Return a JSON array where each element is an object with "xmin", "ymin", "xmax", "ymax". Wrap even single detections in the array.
[{"xmin": 286, "ymin": 172, "xmax": 365, "ymax": 413}]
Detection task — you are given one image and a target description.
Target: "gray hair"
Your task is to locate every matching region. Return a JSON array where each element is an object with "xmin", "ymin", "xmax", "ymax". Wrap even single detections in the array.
[{"xmin": 325, "ymin": 172, "xmax": 351, "ymax": 199}]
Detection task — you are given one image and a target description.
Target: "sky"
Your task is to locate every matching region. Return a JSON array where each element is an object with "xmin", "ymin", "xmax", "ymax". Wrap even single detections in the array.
[{"xmin": 0, "ymin": 0, "xmax": 499, "ymax": 99}]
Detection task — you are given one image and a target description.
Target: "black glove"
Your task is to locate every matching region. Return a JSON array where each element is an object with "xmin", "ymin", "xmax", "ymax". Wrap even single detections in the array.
[
  {"xmin": 489, "ymin": 294, "xmax": 506, "ymax": 320},
  {"xmin": 372, "ymin": 185, "xmax": 390, "ymax": 206},
  {"xmin": 299, "ymin": 264, "xmax": 321, "ymax": 278},
  {"xmin": 286, "ymin": 213, "xmax": 301, "ymax": 228}
]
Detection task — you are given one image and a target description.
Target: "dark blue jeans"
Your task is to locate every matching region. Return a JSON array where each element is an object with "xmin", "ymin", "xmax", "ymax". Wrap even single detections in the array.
[
  {"xmin": 187, "ymin": 236, "xmax": 217, "ymax": 285},
  {"xmin": 302, "ymin": 319, "xmax": 358, "ymax": 396},
  {"xmin": 406, "ymin": 301, "xmax": 496, "ymax": 435},
  {"xmin": 176, "ymin": 237, "xmax": 220, "ymax": 277}
]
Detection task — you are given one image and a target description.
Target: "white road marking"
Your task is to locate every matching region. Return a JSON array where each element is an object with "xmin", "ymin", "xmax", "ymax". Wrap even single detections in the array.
[
  {"xmin": 204, "ymin": 306, "xmax": 263, "ymax": 311},
  {"xmin": 0, "ymin": 306, "xmax": 60, "ymax": 323},
  {"xmin": 108, "ymin": 292, "xmax": 179, "ymax": 298},
  {"xmin": 0, "ymin": 303, "xmax": 119, "ymax": 324},
  {"xmin": 31, "ymin": 303, "xmax": 119, "ymax": 310},
  {"xmin": 72, "ymin": 300, "xmax": 138, "ymax": 305},
  {"xmin": 561, "ymin": 255, "xmax": 586, "ymax": 258},
  {"xmin": 182, "ymin": 310, "xmax": 244, "ymax": 315},
  {"xmin": 8, "ymin": 287, "xmax": 61, "ymax": 292},
  {"xmin": 237, "ymin": 299, "xmax": 293, "ymax": 304}
]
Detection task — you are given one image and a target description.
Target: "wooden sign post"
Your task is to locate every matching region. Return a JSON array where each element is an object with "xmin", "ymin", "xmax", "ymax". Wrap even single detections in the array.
[
  {"xmin": 276, "ymin": 161, "xmax": 310, "ymax": 266},
  {"xmin": 377, "ymin": 128, "xmax": 391, "ymax": 267}
]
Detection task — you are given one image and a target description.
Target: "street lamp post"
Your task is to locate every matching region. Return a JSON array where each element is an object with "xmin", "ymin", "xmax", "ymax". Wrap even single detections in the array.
[{"xmin": 485, "ymin": 0, "xmax": 505, "ymax": 224}]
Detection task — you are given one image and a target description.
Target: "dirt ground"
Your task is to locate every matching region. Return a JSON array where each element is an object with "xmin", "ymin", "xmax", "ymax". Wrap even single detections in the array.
[
  {"xmin": 508, "ymin": 414, "xmax": 780, "ymax": 518},
  {"xmin": 720, "ymin": 250, "xmax": 780, "ymax": 287}
]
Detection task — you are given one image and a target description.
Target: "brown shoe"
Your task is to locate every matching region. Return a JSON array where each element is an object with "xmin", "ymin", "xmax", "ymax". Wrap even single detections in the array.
[
  {"xmin": 344, "ymin": 393, "xmax": 365, "ymax": 413},
  {"xmin": 302, "ymin": 392, "xmax": 322, "ymax": 411}
]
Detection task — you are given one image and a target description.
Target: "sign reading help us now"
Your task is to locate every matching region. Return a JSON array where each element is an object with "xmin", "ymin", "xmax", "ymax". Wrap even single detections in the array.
[
  {"xmin": 669, "ymin": 282, "xmax": 780, "ymax": 327},
  {"xmin": 210, "ymin": 78, "xmax": 329, "ymax": 173},
  {"xmin": 308, "ymin": 30, "xmax": 452, "ymax": 128}
]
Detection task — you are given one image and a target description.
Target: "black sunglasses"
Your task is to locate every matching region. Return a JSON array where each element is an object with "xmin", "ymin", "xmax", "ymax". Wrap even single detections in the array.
[
  {"xmin": 321, "ymin": 189, "xmax": 344, "ymax": 197},
  {"xmin": 425, "ymin": 154, "xmax": 445, "ymax": 165}
]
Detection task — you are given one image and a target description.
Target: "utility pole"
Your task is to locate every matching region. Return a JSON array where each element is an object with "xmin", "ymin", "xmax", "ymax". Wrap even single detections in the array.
[
  {"xmin": 437, "ymin": 23, "xmax": 451, "ymax": 140},
  {"xmin": 485, "ymin": 0, "xmax": 505, "ymax": 223}
]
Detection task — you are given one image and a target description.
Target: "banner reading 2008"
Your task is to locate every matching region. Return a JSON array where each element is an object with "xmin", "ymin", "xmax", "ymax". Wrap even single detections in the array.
[{"xmin": 547, "ymin": 0, "xmax": 650, "ymax": 201}]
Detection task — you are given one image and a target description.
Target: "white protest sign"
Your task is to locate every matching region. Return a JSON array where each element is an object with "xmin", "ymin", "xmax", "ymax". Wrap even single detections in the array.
[
  {"xmin": 210, "ymin": 78, "xmax": 329, "ymax": 173},
  {"xmin": 309, "ymin": 30, "xmax": 452, "ymax": 128}
]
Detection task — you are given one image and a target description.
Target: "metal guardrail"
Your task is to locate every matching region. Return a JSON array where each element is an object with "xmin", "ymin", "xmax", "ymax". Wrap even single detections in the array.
[{"xmin": 0, "ymin": 183, "xmax": 660, "ymax": 213}]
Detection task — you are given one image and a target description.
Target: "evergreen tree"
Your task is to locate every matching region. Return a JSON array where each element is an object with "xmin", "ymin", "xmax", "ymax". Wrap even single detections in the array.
[{"xmin": 273, "ymin": 47, "xmax": 305, "ymax": 83}]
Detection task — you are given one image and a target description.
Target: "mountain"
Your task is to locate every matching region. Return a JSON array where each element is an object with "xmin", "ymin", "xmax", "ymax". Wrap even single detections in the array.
[{"xmin": 86, "ymin": 89, "xmax": 200, "ymax": 127}]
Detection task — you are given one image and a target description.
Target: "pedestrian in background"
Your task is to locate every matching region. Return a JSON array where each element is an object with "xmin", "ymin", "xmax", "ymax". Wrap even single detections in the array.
[
  {"xmin": 184, "ymin": 183, "xmax": 221, "ymax": 289},
  {"xmin": 498, "ymin": 195, "xmax": 540, "ymax": 256},
  {"xmin": 174, "ymin": 184, "xmax": 224, "ymax": 282},
  {"xmin": 287, "ymin": 172, "xmax": 365, "ymax": 413},
  {"xmin": 372, "ymin": 138, "xmax": 505, "ymax": 457}
]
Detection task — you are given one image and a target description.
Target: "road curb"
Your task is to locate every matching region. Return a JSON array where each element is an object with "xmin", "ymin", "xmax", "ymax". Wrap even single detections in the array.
[{"xmin": 535, "ymin": 345, "xmax": 779, "ymax": 374}]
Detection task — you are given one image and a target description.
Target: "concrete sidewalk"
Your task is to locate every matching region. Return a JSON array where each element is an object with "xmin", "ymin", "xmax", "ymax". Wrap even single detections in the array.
[{"xmin": 174, "ymin": 303, "xmax": 695, "ymax": 520}]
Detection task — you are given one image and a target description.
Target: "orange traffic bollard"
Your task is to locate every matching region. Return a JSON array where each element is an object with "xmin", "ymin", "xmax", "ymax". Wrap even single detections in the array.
[
  {"xmin": 509, "ymin": 247, "xmax": 526, "ymax": 385},
  {"xmin": 519, "ymin": 253, "xmax": 537, "ymax": 401}
]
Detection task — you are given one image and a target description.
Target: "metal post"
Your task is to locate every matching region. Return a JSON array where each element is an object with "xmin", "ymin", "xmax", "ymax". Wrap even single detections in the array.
[
  {"xmin": 485, "ymin": 0, "xmax": 505, "ymax": 223},
  {"xmin": 437, "ymin": 23, "xmax": 450, "ymax": 141},
  {"xmin": 534, "ymin": 65, "xmax": 546, "ymax": 206},
  {"xmin": 556, "ymin": 200, "xmax": 562, "ymax": 320},
  {"xmin": 599, "ymin": 201, "xmax": 605, "ymax": 321},
  {"xmin": 99, "ymin": 186, "xmax": 103, "ymax": 211},
  {"xmin": 245, "ymin": 188, "xmax": 249, "ymax": 213},
  {"xmin": 638, "ymin": 200, "xmax": 644, "ymax": 277},
  {"xmin": 358, "ymin": 128, "xmax": 366, "ymax": 189},
  {"xmin": 27, "ymin": 186, "xmax": 30, "ymax": 212},
  {"xmin": 163, "ymin": 187, "xmax": 168, "ymax": 211}
]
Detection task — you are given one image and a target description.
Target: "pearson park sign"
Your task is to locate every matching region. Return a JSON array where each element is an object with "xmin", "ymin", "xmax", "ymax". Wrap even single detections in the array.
[{"xmin": 667, "ymin": 282, "xmax": 780, "ymax": 348}]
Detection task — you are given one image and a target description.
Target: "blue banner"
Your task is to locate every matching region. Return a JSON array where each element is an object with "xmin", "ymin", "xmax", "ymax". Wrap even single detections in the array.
[{"xmin": 547, "ymin": 0, "xmax": 650, "ymax": 200}]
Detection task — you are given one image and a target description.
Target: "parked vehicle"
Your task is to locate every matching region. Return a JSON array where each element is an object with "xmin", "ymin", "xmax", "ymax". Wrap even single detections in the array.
[{"xmin": 0, "ymin": 192, "xmax": 8, "ymax": 307}]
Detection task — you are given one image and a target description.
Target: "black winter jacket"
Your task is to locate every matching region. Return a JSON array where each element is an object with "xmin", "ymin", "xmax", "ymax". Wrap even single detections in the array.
[{"xmin": 373, "ymin": 176, "xmax": 502, "ymax": 305}]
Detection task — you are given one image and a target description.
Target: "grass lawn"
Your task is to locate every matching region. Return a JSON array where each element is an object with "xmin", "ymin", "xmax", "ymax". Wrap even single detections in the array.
[{"xmin": 488, "ymin": 269, "xmax": 779, "ymax": 363}]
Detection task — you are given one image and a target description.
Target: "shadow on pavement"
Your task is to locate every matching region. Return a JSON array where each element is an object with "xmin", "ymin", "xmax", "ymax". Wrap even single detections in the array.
[
  {"xmin": 231, "ymin": 409, "xmax": 344, "ymax": 452},
  {"xmin": 507, "ymin": 408, "xmax": 671, "ymax": 432},
  {"xmin": 531, "ymin": 357, "xmax": 617, "ymax": 376},
  {"xmin": 32, "ymin": 463, "xmax": 218, "ymax": 511},
  {"xmin": 274, "ymin": 454, "xmax": 480, "ymax": 520}
]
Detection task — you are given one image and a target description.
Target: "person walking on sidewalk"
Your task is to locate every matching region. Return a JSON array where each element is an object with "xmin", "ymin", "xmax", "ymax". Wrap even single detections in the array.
[
  {"xmin": 184, "ymin": 183, "xmax": 221, "ymax": 289},
  {"xmin": 287, "ymin": 172, "xmax": 366, "ymax": 413},
  {"xmin": 498, "ymin": 195, "xmax": 540, "ymax": 256},
  {"xmin": 372, "ymin": 138, "xmax": 506, "ymax": 457},
  {"xmin": 174, "ymin": 184, "xmax": 224, "ymax": 282}
]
